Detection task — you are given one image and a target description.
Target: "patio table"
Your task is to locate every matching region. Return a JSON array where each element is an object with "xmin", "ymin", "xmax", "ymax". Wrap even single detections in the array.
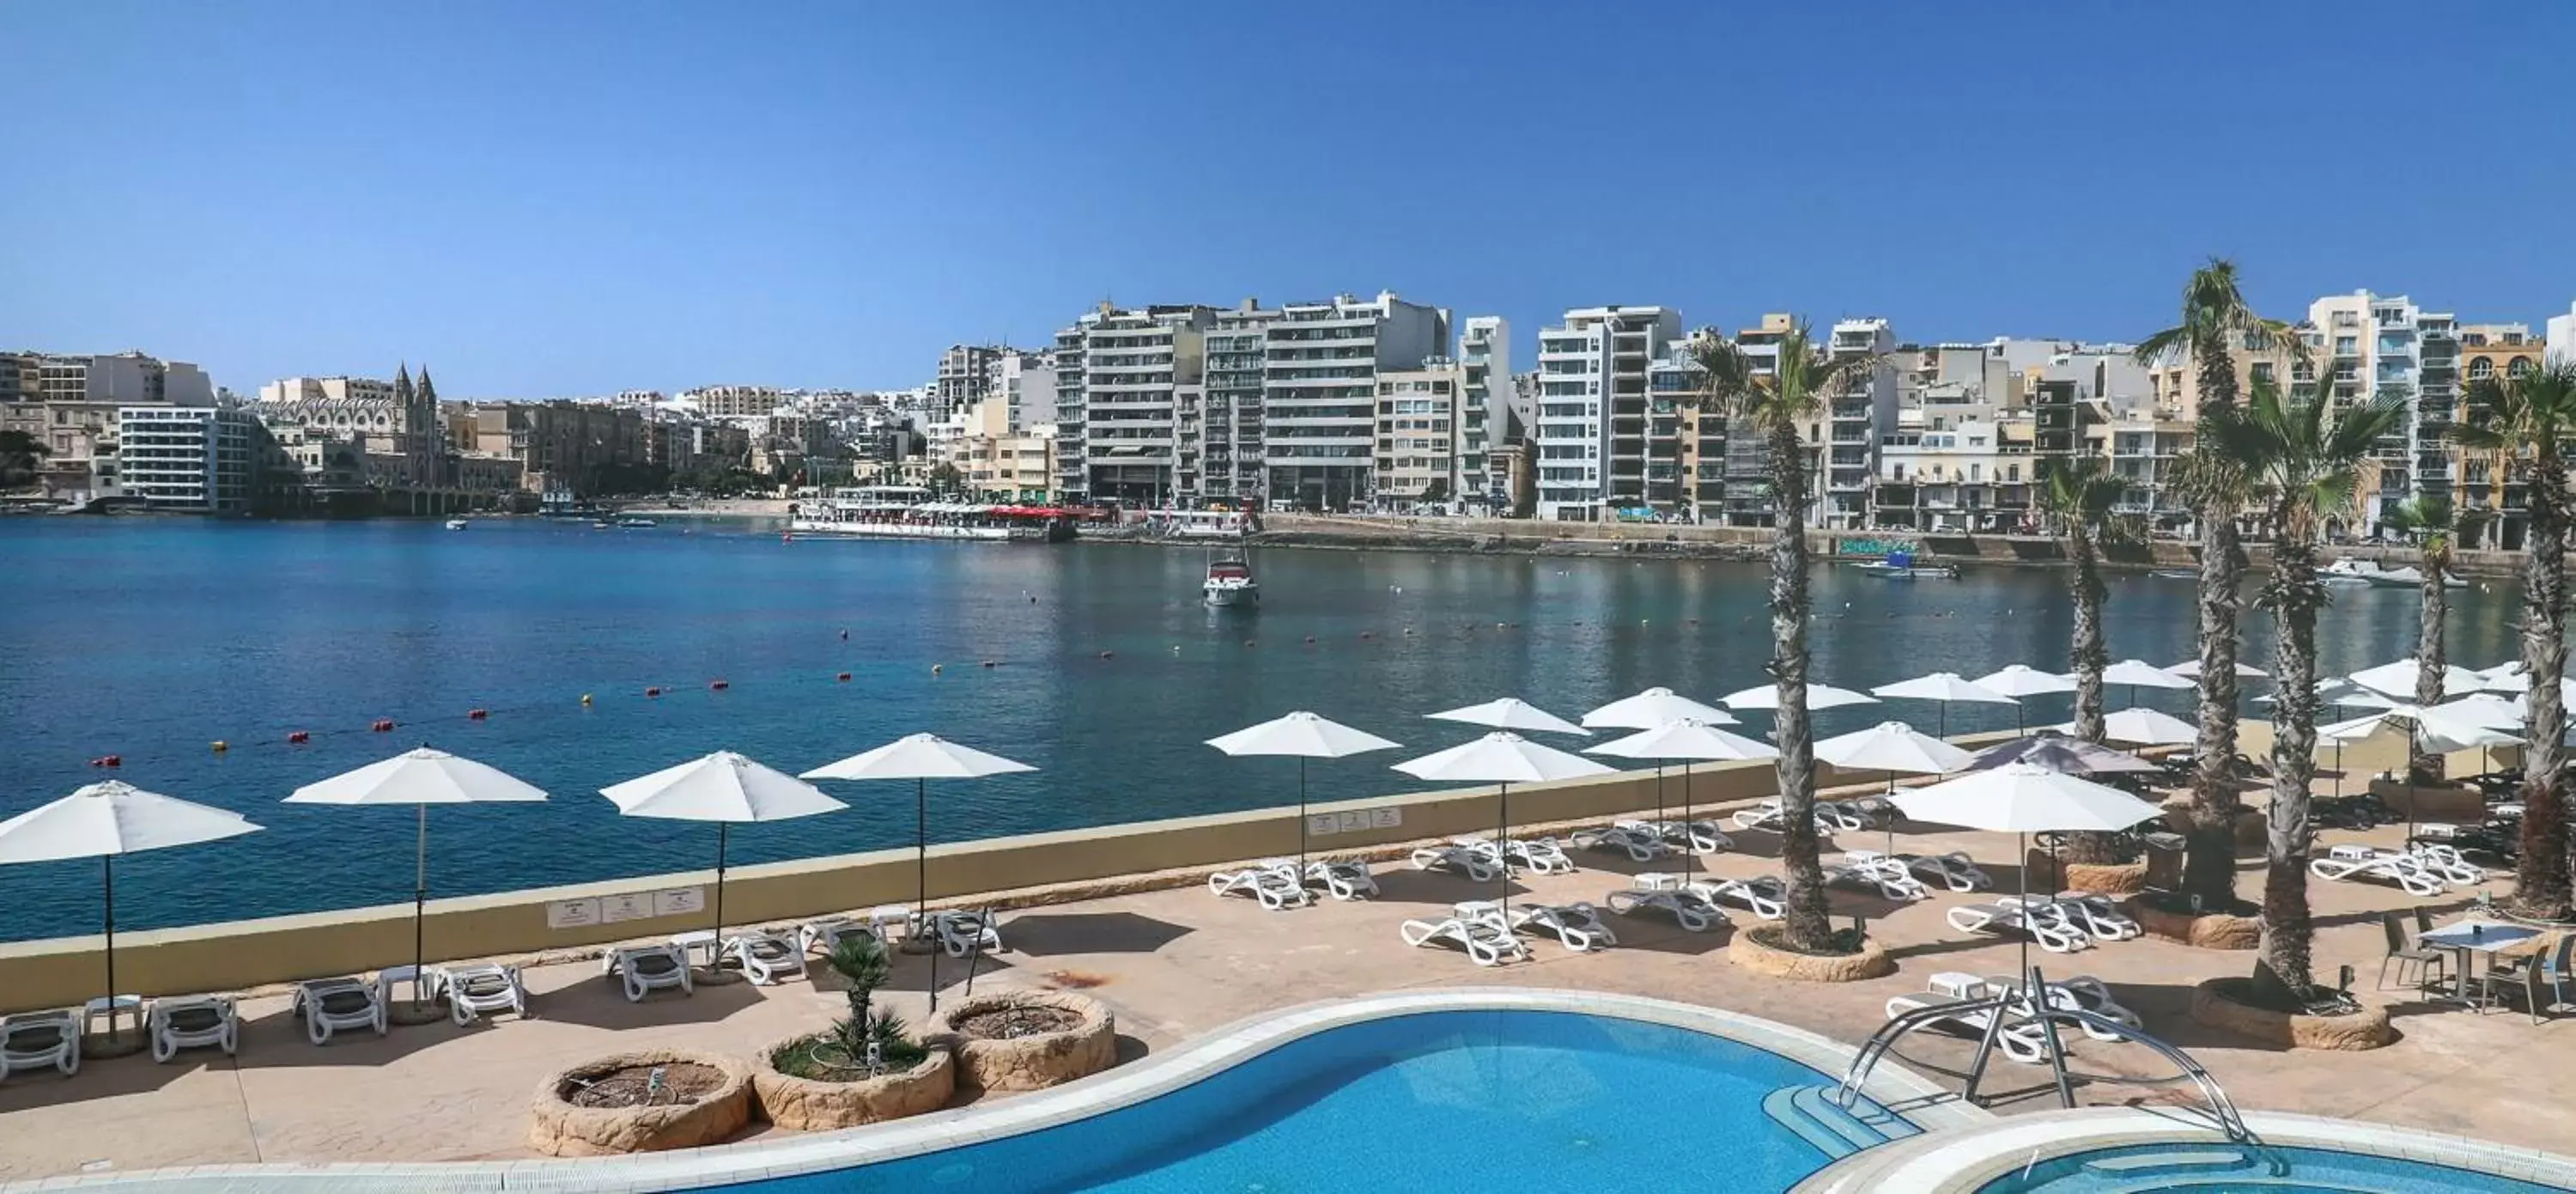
[{"xmin": 2418, "ymin": 921, "xmax": 2543, "ymax": 1012}]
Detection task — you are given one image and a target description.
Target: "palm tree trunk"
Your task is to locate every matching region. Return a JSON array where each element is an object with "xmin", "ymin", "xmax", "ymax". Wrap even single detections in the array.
[
  {"xmin": 2516, "ymin": 462, "xmax": 2573, "ymax": 919},
  {"xmin": 2409, "ymin": 549, "xmax": 2448, "ymax": 784},
  {"xmin": 2065, "ymin": 527, "xmax": 2122, "ymax": 865},
  {"xmin": 2184, "ymin": 508, "xmax": 2246, "ymax": 905},
  {"xmin": 1767, "ymin": 423, "xmax": 1833, "ymax": 950},
  {"xmin": 2255, "ymin": 517, "xmax": 2323, "ymax": 1004}
]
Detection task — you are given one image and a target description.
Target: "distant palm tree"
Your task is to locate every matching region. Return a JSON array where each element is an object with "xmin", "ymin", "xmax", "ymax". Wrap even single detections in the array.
[
  {"xmin": 2456, "ymin": 361, "xmax": 2576, "ymax": 920},
  {"xmin": 2203, "ymin": 380, "xmax": 2408, "ymax": 1002},
  {"xmin": 1686, "ymin": 323, "xmax": 1882, "ymax": 952},
  {"xmin": 2377, "ymin": 495, "xmax": 2462, "ymax": 783},
  {"xmin": 2038, "ymin": 458, "xmax": 2138, "ymax": 864},
  {"xmin": 2134, "ymin": 259, "xmax": 2304, "ymax": 908}
]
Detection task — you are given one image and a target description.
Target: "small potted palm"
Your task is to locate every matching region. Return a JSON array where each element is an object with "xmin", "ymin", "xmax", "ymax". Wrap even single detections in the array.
[{"xmin": 751, "ymin": 935, "xmax": 953, "ymax": 1130}]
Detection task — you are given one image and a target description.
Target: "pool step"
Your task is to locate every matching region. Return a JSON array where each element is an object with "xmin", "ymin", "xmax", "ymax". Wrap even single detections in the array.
[
  {"xmin": 1762, "ymin": 1085, "xmax": 1923, "ymax": 1160},
  {"xmin": 2081, "ymin": 1148, "xmax": 2259, "ymax": 1180}
]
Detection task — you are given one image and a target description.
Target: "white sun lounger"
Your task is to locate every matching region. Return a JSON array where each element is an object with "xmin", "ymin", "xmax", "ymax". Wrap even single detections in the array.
[
  {"xmin": 2040, "ymin": 895, "xmax": 2142, "ymax": 942},
  {"xmin": 605, "ymin": 942, "xmax": 694, "ymax": 1002},
  {"xmin": 292, "ymin": 977, "xmax": 387, "ymax": 1045},
  {"xmin": 1732, "ymin": 800, "xmax": 1837, "ymax": 836},
  {"xmin": 1400, "ymin": 916, "xmax": 1528, "ymax": 966},
  {"xmin": 428, "ymin": 963, "xmax": 528, "ymax": 1024},
  {"xmin": 1815, "ymin": 801, "xmax": 1873, "ymax": 833},
  {"xmin": 726, "ymin": 931, "xmax": 810, "ymax": 985},
  {"xmin": 0, "ymin": 1010, "xmax": 80, "ymax": 1081},
  {"xmin": 1947, "ymin": 903, "xmax": 2091, "ymax": 953},
  {"xmin": 1209, "ymin": 860, "xmax": 1313, "ymax": 911},
  {"xmin": 1696, "ymin": 874, "xmax": 1789, "ymax": 921},
  {"xmin": 1979, "ymin": 974, "xmax": 2143, "ymax": 1042},
  {"xmin": 931, "ymin": 910, "xmax": 1003, "ymax": 958},
  {"xmin": 2311, "ymin": 851, "xmax": 2446, "ymax": 898},
  {"xmin": 1574, "ymin": 821, "xmax": 1674, "ymax": 862},
  {"xmin": 1305, "ymin": 858, "xmax": 1379, "ymax": 901},
  {"xmin": 1500, "ymin": 901, "xmax": 1617, "ymax": 952},
  {"xmin": 798, "ymin": 916, "xmax": 880, "ymax": 956},
  {"xmin": 1665, "ymin": 819, "xmax": 1735, "ymax": 855},
  {"xmin": 146, "ymin": 996, "xmax": 238, "ymax": 1063},
  {"xmin": 1847, "ymin": 849, "xmax": 1992, "ymax": 892},
  {"xmin": 1883, "ymin": 990, "xmax": 2050, "ymax": 1064},
  {"xmin": 1606, "ymin": 877, "xmax": 1722, "ymax": 932},
  {"xmin": 2400, "ymin": 843, "xmax": 2488, "ymax": 886},
  {"xmin": 1410, "ymin": 843, "xmax": 1503, "ymax": 882},
  {"xmin": 1829, "ymin": 856, "xmax": 1932, "ymax": 902},
  {"xmin": 1454, "ymin": 835, "xmax": 1577, "ymax": 876}
]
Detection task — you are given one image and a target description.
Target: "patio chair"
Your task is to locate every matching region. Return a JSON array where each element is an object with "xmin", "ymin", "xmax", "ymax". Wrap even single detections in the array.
[
  {"xmin": 1510, "ymin": 902, "xmax": 1618, "ymax": 953},
  {"xmin": 428, "ymin": 963, "xmax": 528, "ymax": 1025},
  {"xmin": 1502, "ymin": 836, "xmax": 1577, "ymax": 875},
  {"xmin": 931, "ymin": 910, "xmax": 1002, "ymax": 958},
  {"xmin": 147, "ymin": 996, "xmax": 239, "ymax": 1063},
  {"xmin": 2376, "ymin": 911, "xmax": 2448, "ymax": 993},
  {"xmin": 726, "ymin": 931, "xmax": 810, "ymax": 985},
  {"xmin": 1605, "ymin": 878, "xmax": 1722, "ymax": 932},
  {"xmin": 0, "ymin": 1009, "xmax": 80, "ymax": 1081},
  {"xmin": 2486, "ymin": 934, "xmax": 2576, "ymax": 1024},
  {"xmin": 1399, "ymin": 915, "xmax": 1527, "ymax": 967},
  {"xmin": 1305, "ymin": 858, "xmax": 1379, "ymax": 901},
  {"xmin": 604, "ymin": 942, "xmax": 693, "ymax": 1002},
  {"xmin": 291, "ymin": 977, "xmax": 387, "ymax": 1045},
  {"xmin": 1208, "ymin": 860, "xmax": 1313, "ymax": 911}
]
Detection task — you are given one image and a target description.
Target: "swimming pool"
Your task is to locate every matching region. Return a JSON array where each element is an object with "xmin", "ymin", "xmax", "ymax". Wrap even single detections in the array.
[
  {"xmin": 716, "ymin": 1008, "xmax": 1916, "ymax": 1192},
  {"xmin": 1978, "ymin": 1143, "xmax": 2570, "ymax": 1193}
]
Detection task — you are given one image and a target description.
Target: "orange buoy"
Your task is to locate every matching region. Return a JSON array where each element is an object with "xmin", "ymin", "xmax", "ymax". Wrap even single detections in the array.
[
  {"xmin": 836, "ymin": 672, "xmax": 853, "ymax": 682},
  {"xmin": 467, "ymin": 708, "xmax": 489, "ymax": 720},
  {"xmin": 287, "ymin": 730, "xmax": 311, "ymax": 744},
  {"xmin": 211, "ymin": 740, "xmax": 228, "ymax": 752},
  {"xmin": 709, "ymin": 679, "xmax": 730, "ymax": 691},
  {"xmin": 371, "ymin": 718, "xmax": 395, "ymax": 733},
  {"xmin": 104, "ymin": 754, "xmax": 122, "ymax": 768}
]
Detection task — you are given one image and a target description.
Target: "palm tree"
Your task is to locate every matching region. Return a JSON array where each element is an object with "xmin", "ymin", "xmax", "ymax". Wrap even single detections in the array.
[
  {"xmin": 2377, "ymin": 495, "xmax": 2461, "ymax": 783},
  {"xmin": 1686, "ymin": 322, "xmax": 1882, "ymax": 952},
  {"xmin": 2456, "ymin": 361, "xmax": 2576, "ymax": 920},
  {"xmin": 2134, "ymin": 259, "xmax": 2304, "ymax": 907},
  {"xmin": 2202, "ymin": 380, "xmax": 2408, "ymax": 1003},
  {"xmin": 2038, "ymin": 458, "xmax": 2137, "ymax": 864}
]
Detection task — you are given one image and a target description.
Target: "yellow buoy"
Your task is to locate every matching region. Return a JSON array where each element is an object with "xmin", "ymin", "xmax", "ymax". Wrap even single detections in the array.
[
  {"xmin": 580, "ymin": 693, "xmax": 593, "ymax": 705},
  {"xmin": 210, "ymin": 740, "xmax": 228, "ymax": 752}
]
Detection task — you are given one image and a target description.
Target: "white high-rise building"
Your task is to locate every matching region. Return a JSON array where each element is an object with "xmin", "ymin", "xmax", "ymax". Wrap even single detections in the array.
[
  {"xmin": 2306, "ymin": 290, "xmax": 2458, "ymax": 528},
  {"xmin": 1532, "ymin": 306, "xmax": 1682, "ymax": 521},
  {"xmin": 118, "ymin": 405, "xmax": 258, "ymax": 511},
  {"xmin": 1820, "ymin": 317, "xmax": 1899, "ymax": 530},
  {"xmin": 1263, "ymin": 291, "xmax": 1448, "ymax": 510},
  {"xmin": 2548, "ymin": 301, "xmax": 2575, "ymax": 369},
  {"xmin": 1455, "ymin": 316, "xmax": 1510, "ymax": 504},
  {"xmin": 1050, "ymin": 303, "xmax": 1216, "ymax": 504}
]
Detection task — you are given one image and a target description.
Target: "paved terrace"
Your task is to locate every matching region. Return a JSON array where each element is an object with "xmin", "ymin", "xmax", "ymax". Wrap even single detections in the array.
[{"xmin": 0, "ymin": 804, "xmax": 2561, "ymax": 1184}]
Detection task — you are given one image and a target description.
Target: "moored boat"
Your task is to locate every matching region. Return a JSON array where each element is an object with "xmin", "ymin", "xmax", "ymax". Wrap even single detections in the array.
[
  {"xmin": 445, "ymin": 518, "xmax": 470, "ymax": 531},
  {"xmin": 788, "ymin": 485, "xmax": 1072, "ymax": 542},
  {"xmin": 1203, "ymin": 557, "xmax": 1259, "ymax": 607}
]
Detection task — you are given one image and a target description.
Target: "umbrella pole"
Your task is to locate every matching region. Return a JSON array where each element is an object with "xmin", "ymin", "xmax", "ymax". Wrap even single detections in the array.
[
  {"xmin": 1654, "ymin": 763, "xmax": 1665, "ymax": 838},
  {"xmin": 714, "ymin": 823, "xmax": 729, "ymax": 943},
  {"xmin": 1498, "ymin": 782, "xmax": 1511, "ymax": 925},
  {"xmin": 1940, "ymin": 703, "xmax": 1948, "ymax": 740},
  {"xmin": 1297, "ymin": 758, "xmax": 1309, "ymax": 874},
  {"xmin": 412, "ymin": 805, "xmax": 429, "ymax": 1003},
  {"xmin": 1680, "ymin": 762, "xmax": 1693, "ymax": 874},
  {"xmin": 2017, "ymin": 831, "xmax": 2031, "ymax": 981},
  {"xmin": 102, "ymin": 855, "xmax": 116, "ymax": 1016},
  {"xmin": 1885, "ymin": 771, "xmax": 1898, "ymax": 856},
  {"xmin": 916, "ymin": 777, "xmax": 928, "ymax": 911}
]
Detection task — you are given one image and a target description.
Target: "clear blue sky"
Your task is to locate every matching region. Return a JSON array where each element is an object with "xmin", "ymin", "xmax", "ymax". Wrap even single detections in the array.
[{"xmin": 4, "ymin": 2, "xmax": 2569, "ymax": 398}]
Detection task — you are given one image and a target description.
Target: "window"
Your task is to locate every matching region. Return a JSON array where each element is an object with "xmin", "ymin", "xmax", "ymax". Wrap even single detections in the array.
[
  {"xmin": 2251, "ymin": 362, "xmax": 2275, "ymax": 383},
  {"xmin": 2509, "ymin": 358, "xmax": 2533, "ymax": 378}
]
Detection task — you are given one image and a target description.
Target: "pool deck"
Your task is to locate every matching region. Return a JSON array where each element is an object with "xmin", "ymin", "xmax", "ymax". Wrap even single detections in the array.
[{"xmin": 1, "ymin": 813, "xmax": 2567, "ymax": 1185}]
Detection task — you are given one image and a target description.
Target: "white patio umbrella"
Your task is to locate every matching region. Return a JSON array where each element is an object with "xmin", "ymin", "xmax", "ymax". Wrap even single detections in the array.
[
  {"xmin": 802, "ymin": 734, "xmax": 1035, "ymax": 917},
  {"xmin": 286, "ymin": 746, "xmax": 547, "ymax": 1004},
  {"xmin": 1587, "ymin": 719, "xmax": 1776, "ymax": 873},
  {"xmin": 2101, "ymin": 658, "xmax": 2195, "ymax": 708},
  {"xmin": 2164, "ymin": 658, "xmax": 2269, "ymax": 679},
  {"xmin": 1428, "ymin": 698, "xmax": 1590, "ymax": 736},
  {"xmin": 1394, "ymin": 732, "xmax": 1614, "ymax": 921},
  {"xmin": 1964, "ymin": 732, "xmax": 2162, "ymax": 777},
  {"xmin": 1869, "ymin": 673, "xmax": 2016, "ymax": 739},
  {"xmin": 1582, "ymin": 689, "xmax": 1735, "ymax": 831},
  {"xmin": 2320, "ymin": 708, "xmax": 2525, "ymax": 838},
  {"xmin": 2348, "ymin": 659, "xmax": 2492, "ymax": 701},
  {"xmin": 1973, "ymin": 665, "xmax": 2078, "ymax": 734},
  {"xmin": 1204, "ymin": 712, "xmax": 1400, "ymax": 871},
  {"xmin": 1816, "ymin": 722, "xmax": 1978, "ymax": 852},
  {"xmin": 1720, "ymin": 683, "xmax": 1880, "ymax": 711},
  {"xmin": 604, "ymin": 752, "xmax": 847, "ymax": 947},
  {"xmin": 2477, "ymin": 661, "xmax": 2529, "ymax": 691},
  {"xmin": 1891, "ymin": 763, "xmax": 2163, "ymax": 976},
  {"xmin": 2055, "ymin": 706, "xmax": 2197, "ymax": 747},
  {"xmin": 0, "ymin": 781, "xmax": 262, "ymax": 1033}
]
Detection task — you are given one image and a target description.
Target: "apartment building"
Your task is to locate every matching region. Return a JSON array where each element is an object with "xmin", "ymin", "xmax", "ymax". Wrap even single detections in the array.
[
  {"xmin": 117, "ymin": 405, "xmax": 258, "ymax": 511},
  {"xmin": 1202, "ymin": 302, "xmax": 1278, "ymax": 503},
  {"xmin": 1532, "ymin": 306, "xmax": 1681, "ymax": 521},
  {"xmin": 1874, "ymin": 417, "xmax": 2037, "ymax": 533},
  {"xmin": 456, "ymin": 401, "xmax": 652, "ymax": 493},
  {"xmin": 2306, "ymin": 291, "xmax": 2458, "ymax": 530},
  {"xmin": 2451, "ymin": 321, "xmax": 2549, "ymax": 549},
  {"xmin": 1716, "ymin": 314, "xmax": 1790, "ymax": 528},
  {"xmin": 1455, "ymin": 316, "xmax": 1510, "ymax": 504},
  {"xmin": 4, "ymin": 350, "xmax": 214, "ymax": 499},
  {"xmin": 2460, "ymin": 322, "xmax": 2545, "ymax": 386},
  {"xmin": 1371, "ymin": 360, "xmax": 1469, "ymax": 505},
  {"xmin": 1050, "ymin": 303, "xmax": 1216, "ymax": 504},
  {"xmin": 1264, "ymin": 292, "xmax": 1447, "ymax": 510},
  {"xmin": 687, "ymin": 386, "xmax": 788, "ymax": 419},
  {"xmin": 2549, "ymin": 302, "xmax": 2575, "ymax": 368},
  {"xmin": 1818, "ymin": 318, "xmax": 1899, "ymax": 530},
  {"xmin": 988, "ymin": 349, "xmax": 1057, "ymax": 430},
  {"xmin": 255, "ymin": 374, "xmax": 413, "ymax": 454},
  {"xmin": 1646, "ymin": 338, "xmax": 1720, "ymax": 516}
]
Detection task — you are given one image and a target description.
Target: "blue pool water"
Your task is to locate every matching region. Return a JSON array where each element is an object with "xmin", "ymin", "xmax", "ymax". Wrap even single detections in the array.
[
  {"xmin": 714, "ymin": 1009, "xmax": 1866, "ymax": 1192},
  {"xmin": 1980, "ymin": 1143, "xmax": 2568, "ymax": 1193}
]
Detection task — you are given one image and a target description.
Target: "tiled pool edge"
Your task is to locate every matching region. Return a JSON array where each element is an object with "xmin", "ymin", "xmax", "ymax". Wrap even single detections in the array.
[
  {"xmin": 3, "ymin": 988, "xmax": 1986, "ymax": 1193},
  {"xmin": 1793, "ymin": 1106, "xmax": 2576, "ymax": 1193}
]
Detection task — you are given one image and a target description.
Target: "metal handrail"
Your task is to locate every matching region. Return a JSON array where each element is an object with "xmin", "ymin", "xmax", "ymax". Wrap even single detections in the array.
[{"xmin": 1831, "ymin": 969, "xmax": 2254, "ymax": 1145}]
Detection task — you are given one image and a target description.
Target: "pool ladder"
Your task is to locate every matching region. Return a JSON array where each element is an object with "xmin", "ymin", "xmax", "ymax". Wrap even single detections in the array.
[{"xmin": 1831, "ymin": 965, "xmax": 2253, "ymax": 1145}]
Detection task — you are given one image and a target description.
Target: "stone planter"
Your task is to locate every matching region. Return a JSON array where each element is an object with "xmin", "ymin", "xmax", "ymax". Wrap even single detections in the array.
[
  {"xmin": 2156, "ymin": 799, "xmax": 2266, "ymax": 851},
  {"xmin": 529, "ymin": 1048, "xmax": 752, "ymax": 1156},
  {"xmin": 2062, "ymin": 860, "xmax": 2149, "ymax": 896},
  {"xmin": 2188, "ymin": 978, "xmax": 2394, "ymax": 1051},
  {"xmin": 2128, "ymin": 898, "xmax": 2261, "ymax": 950},
  {"xmin": 928, "ymin": 990, "xmax": 1116, "ymax": 1093},
  {"xmin": 1725, "ymin": 927, "xmax": 1895, "ymax": 983},
  {"xmin": 752, "ymin": 1039, "xmax": 953, "ymax": 1131}
]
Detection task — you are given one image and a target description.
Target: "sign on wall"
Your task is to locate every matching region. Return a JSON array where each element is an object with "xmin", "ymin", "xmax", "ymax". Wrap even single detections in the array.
[{"xmin": 1309, "ymin": 807, "xmax": 1403, "ymax": 837}]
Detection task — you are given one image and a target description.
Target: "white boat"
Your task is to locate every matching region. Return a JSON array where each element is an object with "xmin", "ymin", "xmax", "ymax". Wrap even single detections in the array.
[
  {"xmin": 444, "ymin": 518, "xmax": 469, "ymax": 531},
  {"xmin": 2360, "ymin": 563, "xmax": 2468, "ymax": 590},
  {"xmin": 1203, "ymin": 557, "xmax": 1259, "ymax": 607},
  {"xmin": 1859, "ymin": 549, "xmax": 1959, "ymax": 579},
  {"xmin": 1153, "ymin": 509, "xmax": 1256, "ymax": 539},
  {"xmin": 2318, "ymin": 558, "xmax": 2384, "ymax": 587},
  {"xmin": 789, "ymin": 484, "xmax": 1068, "ymax": 542},
  {"xmin": 614, "ymin": 515, "xmax": 658, "ymax": 528}
]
